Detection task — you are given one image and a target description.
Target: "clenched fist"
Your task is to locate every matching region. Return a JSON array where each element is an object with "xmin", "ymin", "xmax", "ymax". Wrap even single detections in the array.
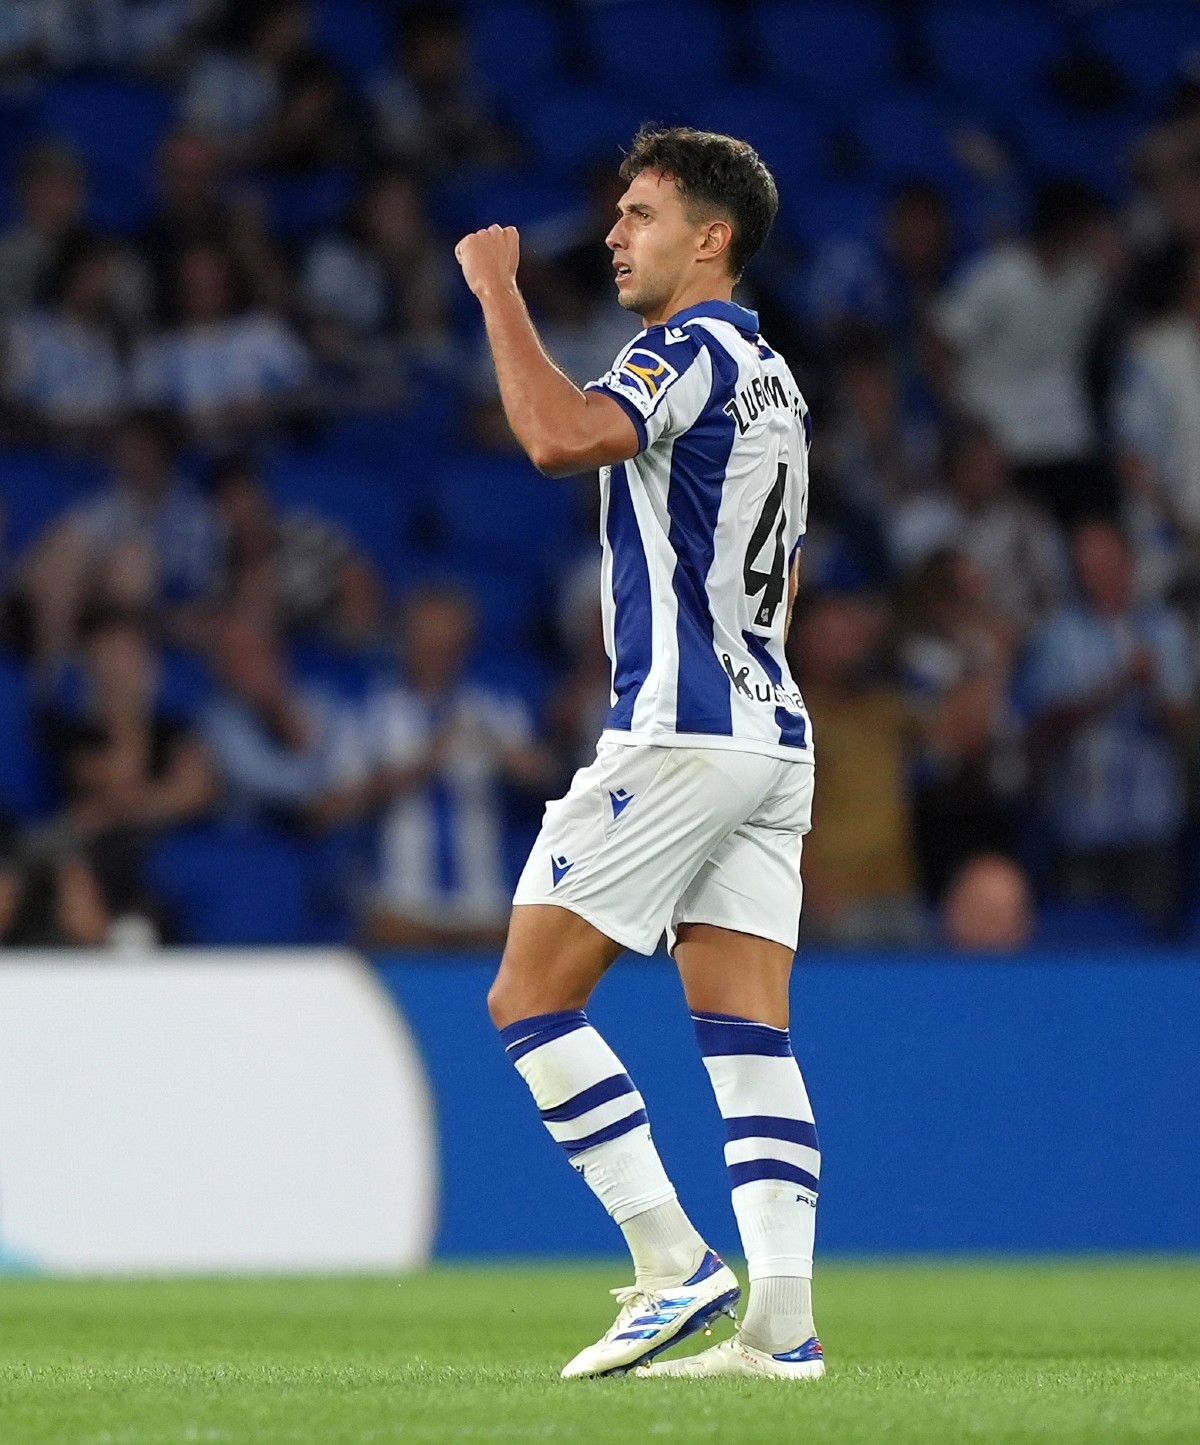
[{"xmin": 455, "ymin": 223, "xmax": 520, "ymax": 299}]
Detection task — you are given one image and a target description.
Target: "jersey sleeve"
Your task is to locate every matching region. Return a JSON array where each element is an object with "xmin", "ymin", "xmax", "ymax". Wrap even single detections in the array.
[{"xmin": 585, "ymin": 326, "xmax": 700, "ymax": 452}]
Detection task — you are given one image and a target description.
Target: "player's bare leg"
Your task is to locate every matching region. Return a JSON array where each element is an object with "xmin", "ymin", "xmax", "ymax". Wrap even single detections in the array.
[
  {"xmin": 673, "ymin": 921, "xmax": 794, "ymax": 1027},
  {"xmin": 487, "ymin": 903, "xmax": 619, "ymax": 1028},
  {"xmin": 642, "ymin": 922, "xmax": 824, "ymax": 1379},
  {"xmin": 489, "ymin": 904, "xmax": 738, "ymax": 1378}
]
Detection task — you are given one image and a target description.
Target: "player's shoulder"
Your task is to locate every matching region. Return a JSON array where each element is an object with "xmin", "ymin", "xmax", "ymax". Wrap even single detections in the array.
[
  {"xmin": 596, "ymin": 321, "xmax": 707, "ymax": 417},
  {"xmin": 611, "ymin": 319, "xmax": 706, "ymax": 378}
]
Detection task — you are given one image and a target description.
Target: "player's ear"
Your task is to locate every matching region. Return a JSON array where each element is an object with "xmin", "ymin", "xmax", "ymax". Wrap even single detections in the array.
[{"xmin": 699, "ymin": 218, "xmax": 733, "ymax": 266}]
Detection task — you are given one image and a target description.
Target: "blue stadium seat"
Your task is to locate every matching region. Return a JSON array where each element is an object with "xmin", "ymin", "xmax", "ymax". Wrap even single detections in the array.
[
  {"xmin": 322, "ymin": 402, "xmax": 455, "ymax": 471},
  {"xmin": 0, "ymin": 654, "xmax": 54, "ymax": 820},
  {"xmin": 159, "ymin": 647, "xmax": 215, "ymax": 723},
  {"xmin": 0, "ymin": 449, "xmax": 103, "ymax": 555},
  {"xmin": 312, "ymin": 0, "xmax": 392, "ymax": 82},
  {"xmin": 259, "ymin": 167, "xmax": 355, "ymax": 241},
  {"xmin": 921, "ymin": 2, "xmax": 1068, "ymax": 119},
  {"xmin": 777, "ymin": 178, "xmax": 883, "ymax": 251},
  {"xmin": 1031, "ymin": 901, "xmax": 1152, "ymax": 950},
  {"xmin": 459, "ymin": 561, "xmax": 545, "ymax": 657},
  {"xmin": 289, "ymin": 637, "xmax": 381, "ymax": 700},
  {"xmin": 509, "ymin": 84, "xmax": 646, "ymax": 175},
  {"xmin": 1088, "ymin": 1, "xmax": 1200, "ymax": 104},
  {"xmin": 434, "ymin": 167, "xmax": 581, "ymax": 239},
  {"xmin": 267, "ymin": 452, "xmax": 412, "ymax": 577},
  {"xmin": 143, "ymin": 823, "xmax": 315, "ymax": 945},
  {"xmin": 425, "ymin": 451, "xmax": 576, "ymax": 566},
  {"xmin": 752, "ymin": 2, "xmax": 899, "ymax": 109},
  {"xmin": 1015, "ymin": 104, "xmax": 1140, "ymax": 200},
  {"xmin": 467, "ymin": 1, "xmax": 568, "ymax": 102},
  {"xmin": 39, "ymin": 77, "xmax": 175, "ymax": 233},
  {"xmin": 0, "ymin": 94, "xmax": 39, "ymax": 223},
  {"xmin": 582, "ymin": 1, "xmax": 731, "ymax": 107},
  {"xmin": 689, "ymin": 90, "xmax": 830, "ymax": 191},
  {"xmin": 853, "ymin": 89, "xmax": 964, "ymax": 187}
]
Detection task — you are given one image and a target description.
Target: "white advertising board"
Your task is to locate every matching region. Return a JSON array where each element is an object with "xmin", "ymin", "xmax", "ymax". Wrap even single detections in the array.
[{"xmin": 0, "ymin": 951, "xmax": 436, "ymax": 1273}]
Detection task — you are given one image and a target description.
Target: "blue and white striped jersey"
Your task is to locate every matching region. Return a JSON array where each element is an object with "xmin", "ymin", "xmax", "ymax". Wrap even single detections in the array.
[{"xmin": 585, "ymin": 300, "xmax": 813, "ymax": 760}]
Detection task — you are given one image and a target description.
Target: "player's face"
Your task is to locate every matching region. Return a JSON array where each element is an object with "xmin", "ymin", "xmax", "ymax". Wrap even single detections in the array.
[{"xmin": 606, "ymin": 171, "xmax": 708, "ymax": 322}]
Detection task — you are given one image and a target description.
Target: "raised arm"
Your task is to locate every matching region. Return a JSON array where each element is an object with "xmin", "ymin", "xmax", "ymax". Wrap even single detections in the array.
[{"xmin": 455, "ymin": 224, "xmax": 639, "ymax": 477}]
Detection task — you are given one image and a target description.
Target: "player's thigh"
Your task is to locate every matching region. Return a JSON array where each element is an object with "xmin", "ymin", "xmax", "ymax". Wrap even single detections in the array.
[
  {"xmin": 671, "ymin": 760, "xmax": 814, "ymax": 1027},
  {"xmin": 674, "ymin": 923, "xmax": 796, "ymax": 1030},
  {"xmin": 489, "ymin": 902, "xmax": 623, "ymax": 1029},
  {"xmin": 513, "ymin": 743, "xmax": 776, "ymax": 958}
]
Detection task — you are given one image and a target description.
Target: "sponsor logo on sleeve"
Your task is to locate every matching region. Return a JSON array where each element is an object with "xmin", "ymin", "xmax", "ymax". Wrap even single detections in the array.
[{"xmin": 604, "ymin": 347, "xmax": 679, "ymax": 417}]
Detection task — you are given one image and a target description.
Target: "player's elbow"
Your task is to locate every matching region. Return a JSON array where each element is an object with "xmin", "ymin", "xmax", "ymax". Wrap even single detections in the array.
[{"xmin": 527, "ymin": 441, "xmax": 585, "ymax": 478}]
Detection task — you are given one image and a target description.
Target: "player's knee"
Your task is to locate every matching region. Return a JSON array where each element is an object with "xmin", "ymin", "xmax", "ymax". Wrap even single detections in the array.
[
  {"xmin": 486, "ymin": 969, "xmax": 514, "ymax": 1030},
  {"xmin": 488, "ymin": 949, "xmax": 590, "ymax": 1030}
]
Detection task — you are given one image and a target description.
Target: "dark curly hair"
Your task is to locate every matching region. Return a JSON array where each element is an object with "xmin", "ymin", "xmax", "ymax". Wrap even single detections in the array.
[{"xmin": 619, "ymin": 126, "xmax": 779, "ymax": 280}]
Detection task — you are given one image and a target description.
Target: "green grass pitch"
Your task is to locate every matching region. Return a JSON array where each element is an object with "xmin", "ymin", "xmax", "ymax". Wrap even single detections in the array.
[{"xmin": 2, "ymin": 1260, "xmax": 1198, "ymax": 1444}]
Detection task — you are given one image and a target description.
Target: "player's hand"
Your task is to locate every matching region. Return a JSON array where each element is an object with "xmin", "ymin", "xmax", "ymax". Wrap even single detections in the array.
[{"xmin": 454, "ymin": 223, "xmax": 520, "ymax": 298}]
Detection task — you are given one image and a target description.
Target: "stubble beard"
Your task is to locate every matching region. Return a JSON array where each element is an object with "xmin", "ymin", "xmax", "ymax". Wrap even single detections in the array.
[{"xmin": 617, "ymin": 279, "xmax": 666, "ymax": 322}]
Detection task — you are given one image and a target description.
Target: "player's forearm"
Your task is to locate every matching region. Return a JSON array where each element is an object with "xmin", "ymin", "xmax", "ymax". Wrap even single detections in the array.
[{"xmin": 477, "ymin": 284, "xmax": 594, "ymax": 475}]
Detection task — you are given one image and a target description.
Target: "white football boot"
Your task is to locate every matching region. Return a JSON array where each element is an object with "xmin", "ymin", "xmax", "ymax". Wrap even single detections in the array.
[
  {"xmin": 635, "ymin": 1332, "xmax": 825, "ymax": 1380},
  {"xmin": 560, "ymin": 1250, "xmax": 740, "ymax": 1379}
]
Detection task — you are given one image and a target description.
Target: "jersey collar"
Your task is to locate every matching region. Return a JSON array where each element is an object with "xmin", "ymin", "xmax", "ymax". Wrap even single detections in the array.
[{"xmin": 665, "ymin": 299, "xmax": 759, "ymax": 334}]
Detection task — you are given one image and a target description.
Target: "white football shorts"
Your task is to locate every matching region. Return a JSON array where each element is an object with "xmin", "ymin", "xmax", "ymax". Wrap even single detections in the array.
[{"xmin": 513, "ymin": 741, "xmax": 814, "ymax": 955}]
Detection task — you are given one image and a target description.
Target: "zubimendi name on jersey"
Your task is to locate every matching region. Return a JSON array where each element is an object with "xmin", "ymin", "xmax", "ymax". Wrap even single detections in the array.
[{"xmin": 722, "ymin": 373, "xmax": 807, "ymax": 436}]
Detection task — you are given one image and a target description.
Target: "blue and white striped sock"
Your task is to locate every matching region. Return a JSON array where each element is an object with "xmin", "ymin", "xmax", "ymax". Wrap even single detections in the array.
[
  {"xmin": 693, "ymin": 1010, "xmax": 818, "ymax": 1351},
  {"xmin": 500, "ymin": 1010, "xmax": 706, "ymax": 1285}
]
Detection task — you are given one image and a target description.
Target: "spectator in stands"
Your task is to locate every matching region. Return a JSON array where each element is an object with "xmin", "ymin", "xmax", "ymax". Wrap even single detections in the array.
[
  {"xmin": 2, "ymin": 231, "xmax": 127, "ymax": 440},
  {"xmin": 889, "ymin": 420, "xmax": 1068, "ymax": 638},
  {"xmin": 133, "ymin": 241, "xmax": 311, "ymax": 448},
  {"xmin": 316, "ymin": 584, "xmax": 554, "ymax": 948},
  {"xmin": 25, "ymin": 607, "xmax": 217, "ymax": 943},
  {"xmin": 822, "ymin": 323, "xmax": 936, "ymax": 561},
  {"xmin": 940, "ymin": 853, "xmax": 1034, "ymax": 952},
  {"xmin": 790, "ymin": 592, "xmax": 926, "ymax": 945},
  {"xmin": 0, "ymin": 3, "xmax": 43, "ymax": 87},
  {"xmin": 1130, "ymin": 83, "xmax": 1200, "ymax": 251},
  {"xmin": 20, "ymin": 409, "xmax": 219, "ymax": 667},
  {"xmin": 181, "ymin": 0, "xmax": 310, "ymax": 156},
  {"xmin": 548, "ymin": 160, "xmax": 633, "ymax": 309},
  {"xmin": 201, "ymin": 611, "xmax": 349, "ymax": 827},
  {"xmin": 301, "ymin": 167, "xmax": 453, "ymax": 394},
  {"xmin": 1113, "ymin": 242, "xmax": 1200, "ymax": 605},
  {"xmin": 547, "ymin": 554, "xmax": 609, "ymax": 776},
  {"xmin": 896, "ymin": 548, "xmax": 1021, "ymax": 900},
  {"xmin": 0, "ymin": 839, "xmax": 112, "ymax": 946},
  {"xmin": 256, "ymin": 47, "xmax": 365, "ymax": 173},
  {"xmin": 930, "ymin": 179, "xmax": 1115, "ymax": 529},
  {"xmin": 139, "ymin": 128, "xmax": 288, "ymax": 320},
  {"xmin": 810, "ymin": 182, "xmax": 956, "ymax": 422},
  {"xmin": 32, "ymin": 0, "xmax": 210, "ymax": 75},
  {"xmin": 210, "ymin": 457, "xmax": 381, "ymax": 646},
  {"xmin": 371, "ymin": 1, "xmax": 519, "ymax": 176},
  {"xmin": 0, "ymin": 141, "xmax": 85, "ymax": 322},
  {"xmin": 1025, "ymin": 522, "xmax": 1196, "ymax": 935}
]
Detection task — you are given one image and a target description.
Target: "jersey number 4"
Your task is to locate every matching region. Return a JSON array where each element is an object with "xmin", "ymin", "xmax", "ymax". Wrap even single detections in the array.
[{"xmin": 744, "ymin": 462, "xmax": 787, "ymax": 629}]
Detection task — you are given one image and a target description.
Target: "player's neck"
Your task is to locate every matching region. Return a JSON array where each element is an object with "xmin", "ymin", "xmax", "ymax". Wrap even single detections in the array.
[{"xmin": 641, "ymin": 280, "xmax": 736, "ymax": 329}]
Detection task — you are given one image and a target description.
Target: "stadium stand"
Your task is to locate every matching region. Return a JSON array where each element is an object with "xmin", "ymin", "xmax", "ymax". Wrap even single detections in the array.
[{"xmin": 0, "ymin": 0, "xmax": 1198, "ymax": 950}]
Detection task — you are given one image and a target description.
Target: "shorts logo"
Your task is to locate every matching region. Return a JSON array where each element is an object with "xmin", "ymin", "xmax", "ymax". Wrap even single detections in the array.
[
  {"xmin": 608, "ymin": 348, "xmax": 678, "ymax": 414},
  {"xmin": 551, "ymin": 855, "xmax": 574, "ymax": 887},
  {"xmin": 609, "ymin": 788, "xmax": 634, "ymax": 819}
]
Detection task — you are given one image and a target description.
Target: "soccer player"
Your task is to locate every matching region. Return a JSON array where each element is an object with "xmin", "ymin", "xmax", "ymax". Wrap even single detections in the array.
[{"xmin": 455, "ymin": 128, "xmax": 821, "ymax": 1382}]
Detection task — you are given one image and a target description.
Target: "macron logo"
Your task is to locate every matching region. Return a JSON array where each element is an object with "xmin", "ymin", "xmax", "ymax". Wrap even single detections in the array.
[
  {"xmin": 551, "ymin": 855, "xmax": 574, "ymax": 887},
  {"xmin": 609, "ymin": 788, "xmax": 634, "ymax": 819}
]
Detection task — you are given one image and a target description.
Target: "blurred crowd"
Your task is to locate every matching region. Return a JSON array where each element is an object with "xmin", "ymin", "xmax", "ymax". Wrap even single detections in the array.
[{"xmin": 1, "ymin": 0, "xmax": 1199, "ymax": 951}]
